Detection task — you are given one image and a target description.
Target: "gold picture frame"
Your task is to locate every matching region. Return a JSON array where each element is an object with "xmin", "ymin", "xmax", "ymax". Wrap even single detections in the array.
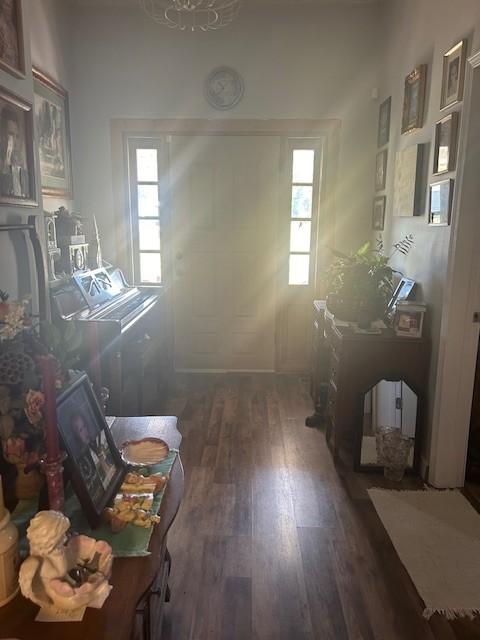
[
  {"xmin": 441, "ymin": 40, "xmax": 467, "ymax": 110},
  {"xmin": 401, "ymin": 65, "xmax": 427, "ymax": 135},
  {"xmin": 433, "ymin": 112, "xmax": 459, "ymax": 175}
]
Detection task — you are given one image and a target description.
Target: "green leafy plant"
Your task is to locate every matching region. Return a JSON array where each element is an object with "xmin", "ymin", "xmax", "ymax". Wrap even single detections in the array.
[{"xmin": 323, "ymin": 235, "xmax": 414, "ymax": 321}]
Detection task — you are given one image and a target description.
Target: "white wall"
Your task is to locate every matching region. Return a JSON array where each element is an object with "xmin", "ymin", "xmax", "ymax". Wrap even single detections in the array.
[
  {"xmin": 69, "ymin": 3, "xmax": 381, "ymax": 262},
  {"xmin": 376, "ymin": 0, "xmax": 480, "ymax": 464}
]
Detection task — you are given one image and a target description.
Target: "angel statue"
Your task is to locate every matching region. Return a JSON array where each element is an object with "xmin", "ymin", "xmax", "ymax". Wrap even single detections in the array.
[{"xmin": 19, "ymin": 510, "xmax": 113, "ymax": 619}]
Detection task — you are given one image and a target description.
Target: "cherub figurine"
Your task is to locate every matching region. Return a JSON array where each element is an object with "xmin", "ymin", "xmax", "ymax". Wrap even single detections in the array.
[{"xmin": 19, "ymin": 510, "xmax": 113, "ymax": 617}]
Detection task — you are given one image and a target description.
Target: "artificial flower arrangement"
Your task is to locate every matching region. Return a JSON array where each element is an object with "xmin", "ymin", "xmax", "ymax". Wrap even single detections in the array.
[{"xmin": 0, "ymin": 290, "xmax": 83, "ymax": 502}]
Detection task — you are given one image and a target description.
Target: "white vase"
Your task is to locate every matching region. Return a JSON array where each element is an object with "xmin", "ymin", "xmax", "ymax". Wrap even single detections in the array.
[{"xmin": 0, "ymin": 484, "xmax": 19, "ymax": 607}]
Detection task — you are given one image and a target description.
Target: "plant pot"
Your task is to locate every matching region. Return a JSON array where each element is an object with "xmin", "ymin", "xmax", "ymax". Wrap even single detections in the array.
[
  {"xmin": 326, "ymin": 293, "xmax": 384, "ymax": 324},
  {"xmin": 375, "ymin": 427, "xmax": 413, "ymax": 482}
]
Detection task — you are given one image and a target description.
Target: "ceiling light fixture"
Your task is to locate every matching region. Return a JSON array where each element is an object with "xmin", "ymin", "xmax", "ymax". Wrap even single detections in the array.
[{"xmin": 139, "ymin": 0, "xmax": 241, "ymax": 31}]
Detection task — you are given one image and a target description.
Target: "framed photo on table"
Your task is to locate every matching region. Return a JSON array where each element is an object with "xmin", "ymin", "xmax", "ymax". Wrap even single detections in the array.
[
  {"xmin": 372, "ymin": 196, "xmax": 386, "ymax": 231},
  {"xmin": 441, "ymin": 39, "xmax": 467, "ymax": 110},
  {"xmin": 33, "ymin": 68, "xmax": 73, "ymax": 198},
  {"xmin": 377, "ymin": 96, "xmax": 391, "ymax": 147},
  {"xmin": 0, "ymin": 86, "xmax": 37, "ymax": 206},
  {"xmin": 401, "ymin": 65, "xmax": 427, "ymax": 134},
  {"xmin": 429, "ymin": 179, "xmax": 454, "ymax": 226},
  {"xmin": 375, "ymin": 149, "xmax": 388, "ymax": 191},
  {"xmin": 56, "ymin": 373, "xmax": 125, "ymax": 528},
  {"xmin": 433, "ymin": 112, "xmax": 459, "ymax": 175},
  {"xmin": 0, "ymin": 0, "xmax": 25, "ymax": 78}
]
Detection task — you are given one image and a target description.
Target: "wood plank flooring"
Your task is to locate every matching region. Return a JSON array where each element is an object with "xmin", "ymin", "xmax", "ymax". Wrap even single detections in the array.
[{"xmin": 162, "ymin": 373, "xmax": 480, "ymax": 640}]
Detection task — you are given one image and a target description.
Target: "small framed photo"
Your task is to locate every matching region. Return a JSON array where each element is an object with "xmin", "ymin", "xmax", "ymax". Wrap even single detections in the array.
[
  {"xmin": 401, "ymin": 65, "xmax": 427, "ymax": 134},
  {"xmin": 441, "ymin": 39, "xmax": 467, "ymax": 110},
  {"xmin": 33, "ymin": 68, "xmax": 73, "ymax": 199},
  {"xmin": 0, "ymin": 0, "xmax": 25, "ymax": 78},
  {"xmin": 377, "ymin": 96, "xmax": 391, "ymax": 147},
  {"xmin": 375, "ymin": 149, "xmax": 388, "ymax": 191},
  {"xmin": 429, "ymin": 179, "xmax": 454, "ymax": 226},
  {"xmin": 56, "ymin": 373, "xmax": 125, "ymax": 528},
  {"xmin": 372, "ymin": 196, "xmax": 386, "ymax": 231},
  {"xmin": 0, "ymin": 86, "xmax": 37, "ymax": 206},
  {"xmin": 394, "ymin": 301, "xmax": 426, "ymax": 338},
  {"xmin": 433, "ymin": 112, "xmax": 459, "ymax": 175}
]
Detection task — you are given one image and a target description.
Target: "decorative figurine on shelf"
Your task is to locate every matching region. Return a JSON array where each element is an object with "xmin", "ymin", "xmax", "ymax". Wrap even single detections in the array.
[
  {"xmin": 89, "ymin": 215, "xmax": 103, "ymax": 270},
  {"xmin": 54, "ymin": 207, "xmax": 89, "ymax": 276},
  {"xmin": 44, "ymin": 212, "xmax": 61, "ymax": 282},
  {"xmin": 19, "ymin": 511, "xmax": 113, "ymax": 621}
]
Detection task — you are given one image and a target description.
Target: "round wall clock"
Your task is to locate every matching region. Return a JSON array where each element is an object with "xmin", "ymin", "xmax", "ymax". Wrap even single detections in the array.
[{"xmin": 205, "ymin": 66, "xmax": 244, "ymax": 110}]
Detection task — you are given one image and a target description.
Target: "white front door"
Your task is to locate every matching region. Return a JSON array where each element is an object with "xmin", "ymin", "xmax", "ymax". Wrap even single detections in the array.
[{"xmin": 170, "ymin": 135, "xmax": 281, "ymax": 371}]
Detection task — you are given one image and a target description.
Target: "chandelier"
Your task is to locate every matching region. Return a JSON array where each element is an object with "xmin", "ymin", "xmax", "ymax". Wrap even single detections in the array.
[{"xmin": 139, "ymin": 0, "xmax": 242, "ymax": 31}]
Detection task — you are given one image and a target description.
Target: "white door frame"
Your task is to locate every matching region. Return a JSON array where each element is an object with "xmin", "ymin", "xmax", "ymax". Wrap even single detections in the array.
[{"xmin": 428, "ymin": 49, "xmax": 480, "ymax": 488}]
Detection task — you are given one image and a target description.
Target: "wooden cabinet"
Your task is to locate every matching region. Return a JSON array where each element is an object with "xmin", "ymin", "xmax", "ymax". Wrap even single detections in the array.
[{"xmin": 309, "ymin": 301, "xmax": 429, "ymax": 471}]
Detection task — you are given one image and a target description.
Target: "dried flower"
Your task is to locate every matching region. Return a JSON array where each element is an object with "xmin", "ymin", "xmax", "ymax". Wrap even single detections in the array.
[{"xmin": 24, "ymin": 390, "xmax": 45, "ymax": 425}]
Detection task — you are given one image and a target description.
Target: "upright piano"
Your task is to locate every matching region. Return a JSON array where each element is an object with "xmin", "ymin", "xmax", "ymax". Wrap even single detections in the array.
[{"xmin": 50, "ymin": 267, "xmax": 172, "ymax": 416}]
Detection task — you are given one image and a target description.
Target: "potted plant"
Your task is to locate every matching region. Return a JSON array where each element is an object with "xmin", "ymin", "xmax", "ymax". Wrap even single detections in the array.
[{"xmin": 323, "ymin": 235, "xmax": 414, "ymax": 324}]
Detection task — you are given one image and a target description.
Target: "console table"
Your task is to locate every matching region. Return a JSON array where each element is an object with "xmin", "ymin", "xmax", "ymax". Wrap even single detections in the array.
[
  {"xmin": 308, "ymin": 301, "xmax": 429, "ymax": 471},
  {"xmin": 0, "ymin": 416, "xmax": 184, "ymax": 640}
]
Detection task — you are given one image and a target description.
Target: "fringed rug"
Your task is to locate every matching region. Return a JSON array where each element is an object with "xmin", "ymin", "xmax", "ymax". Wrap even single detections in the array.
[{"xmin": 368, "ymin": 488, "xmax": 480, "ymax": 619}]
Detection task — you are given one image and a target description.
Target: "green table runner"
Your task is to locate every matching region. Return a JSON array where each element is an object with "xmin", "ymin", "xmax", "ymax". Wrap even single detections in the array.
[{"xmin": 12, "ymin": 449, "xmax": 178, "ymax": 558}]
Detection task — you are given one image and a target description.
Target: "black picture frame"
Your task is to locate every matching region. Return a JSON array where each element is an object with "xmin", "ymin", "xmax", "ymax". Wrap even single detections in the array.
[
  {"xmin": 56, "ymin": 373, "xmax": 126, "ymax": 528},
  {"xmin": 377, "ymin": 96, "xmax": 391, "ymax": 147},
  {"xmin": 372, "ymin": 196, "xmax": 386, "ymax": 231},
  {"xmin": 375, "ymin": 149, "xmax": 388, "ymax": 191},
  {"xmin": 429, "ymin": 179, "xmax": 454, "ymax": 226},
  {"xmin": 433, "ymin": 112, "xmax": 459, "ymax": 175},
  {"xmin": 0, "ymin": 86, "xmax": 37, "ymax": 206}
]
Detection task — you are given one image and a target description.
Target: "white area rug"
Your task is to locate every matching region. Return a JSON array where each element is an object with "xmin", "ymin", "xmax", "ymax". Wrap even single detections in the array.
[{"xmin": 368, "ymin": 488, "xmax": 480, "ymax": 619}]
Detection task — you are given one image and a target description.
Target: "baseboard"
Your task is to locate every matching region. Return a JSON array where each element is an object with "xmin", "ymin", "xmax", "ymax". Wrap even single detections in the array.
[{"xmin": 174, "ymin": 368, "xmax": 276, "ymax": 374}]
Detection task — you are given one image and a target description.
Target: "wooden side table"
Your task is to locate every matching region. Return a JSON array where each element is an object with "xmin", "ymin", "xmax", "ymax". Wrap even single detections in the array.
[{"xmin": 0, "ymin": 416, "xmax": 184, "ymax": 640}]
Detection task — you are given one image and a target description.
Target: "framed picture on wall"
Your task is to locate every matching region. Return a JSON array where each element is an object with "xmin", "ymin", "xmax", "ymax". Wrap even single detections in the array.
[
  {"xmin": 0, "ymin": 0, "xmax": 25, "ymax": 78},
  {"xmin": 393, "ymin": 144, "xmax": 426, "ymax": 217},
  {"xmin": 433, "ymin": 112, "xmax": 459, "ymax": 175},
  {"xmin": 375, "ymin": 149, "xmax": 388, "ymax": 191},
  {"xmin": 33, "ymin": 68, "xmax": 73, "ymax": 199},
  {"xmin": 372, "ymin": 196, "xmax": 386, "ymax": 231},
  {"xmin": 441, "ymin": 39, "xmax": 467, "ymax": 110},
  {"xmin": 401, "ymin": 65, "xmax": 427, "ymax": 134},
  {"xmin": 377, "ymin": 96, "xmax": 391, "ymax": 147},
  {"xmin": 429, "ymin": 179, "xmax": 454, "ymax": 226},
  {"xmin": 0, "ymin": 86, "xmax": 37, "ymax": 206}
]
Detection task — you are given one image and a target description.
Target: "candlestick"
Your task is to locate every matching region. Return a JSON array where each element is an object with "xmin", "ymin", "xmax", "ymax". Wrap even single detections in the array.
[
  {"xmin": 39, "ymin": 356, "xmax": 65, "ymax": 512},
  {"xmin": 39, "ymin": 356, "xmax": 60, "ymax": 462}
]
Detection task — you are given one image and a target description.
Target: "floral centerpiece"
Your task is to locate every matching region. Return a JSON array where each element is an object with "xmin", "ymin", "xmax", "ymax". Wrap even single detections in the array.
[{"xmin": 0, "ymin": 291, "xmax": 82, "ymax": 502}]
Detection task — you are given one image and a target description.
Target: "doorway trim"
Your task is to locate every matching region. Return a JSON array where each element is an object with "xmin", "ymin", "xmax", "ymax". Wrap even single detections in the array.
[
  {"xmin": 428, "ymin": 49, "xmax": 480, "ymax": 488},
  {"xmin": 110, "ymin": 118, "xmax": 340, "ymax": 287}
]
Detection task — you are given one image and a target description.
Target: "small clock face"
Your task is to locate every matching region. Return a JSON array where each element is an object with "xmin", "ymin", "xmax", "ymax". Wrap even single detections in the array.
[{"xmin": 205, "ymin": 67, "xmax": 244, "ymax": 110}]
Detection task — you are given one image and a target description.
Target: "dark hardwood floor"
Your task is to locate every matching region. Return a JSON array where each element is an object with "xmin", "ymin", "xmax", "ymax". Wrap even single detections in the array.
[{"xmin": 162, "ymin": 373, "xmax": 480, "ymax": 640}]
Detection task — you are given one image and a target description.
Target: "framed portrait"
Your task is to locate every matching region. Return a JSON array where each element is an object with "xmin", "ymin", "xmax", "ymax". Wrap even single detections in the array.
[
  {"xmin": 441, "ymin": 39, "xmax": 467, "ymax": 110},
  {"xmin": 429, "ymin": 179, "xmax": 454, "ymax": 226},
  {"xmin": 56, "ymin": 373, "xmax": 125, "ymax": 528},
  {"xmin": 375, "ymin": 149, "xmax": 388, "ymax": 191},
  {"xmin": 372, "ymin": 196, "xmax": 386, "ymax": 231},
  {"xmin": 433, "ymin": 112, "xmax": 459, "ymax": 175},
  {"xmin": 377, "ymin": 96, "xmax": 391, "ymax": 147},
  {"xmin": 33, "ymin": 68, "xmax": 73, "ymax": 199},
  {"xmin": 393, "ymin": 144, "xmax": 426, "ymax": 217},
  {"xmin": 0, "ymin": 86, "xmax": 37, "ymax": 206},
  {"xmin": 0, "ymin": 0, "xmax": 25, "ymax": 78},
  {"xmin": 401, "ymin": 65, "xmax": 427, "ymax": 134}
]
